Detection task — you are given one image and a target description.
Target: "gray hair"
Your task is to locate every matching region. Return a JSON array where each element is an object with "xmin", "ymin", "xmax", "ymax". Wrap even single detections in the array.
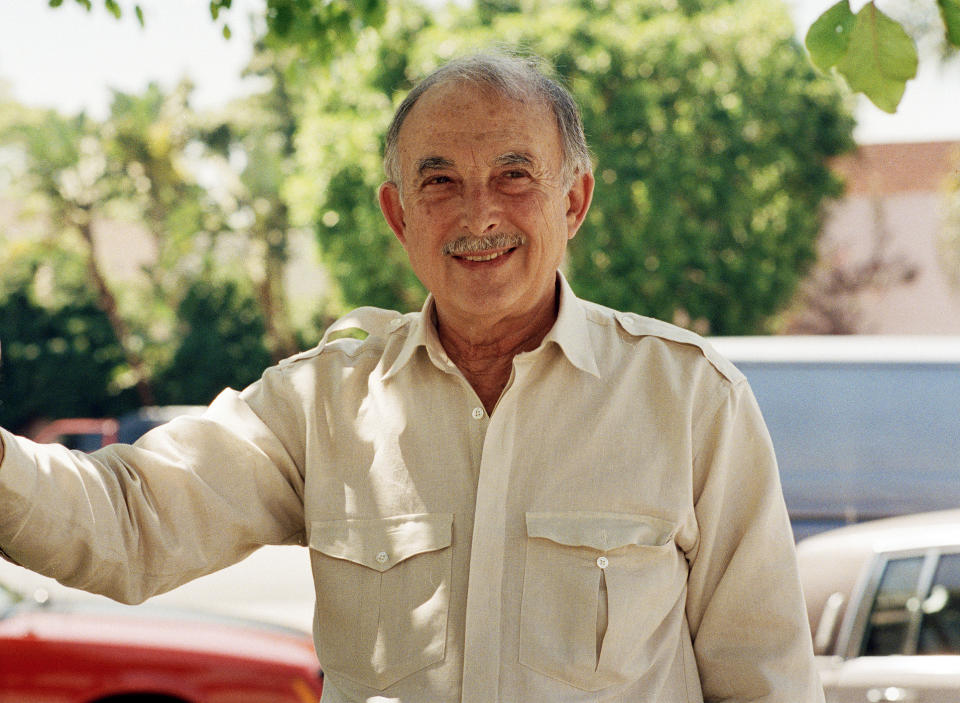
[{"xmin": 382, "ymin": 52, "xmax": 592, "ymax": 189}]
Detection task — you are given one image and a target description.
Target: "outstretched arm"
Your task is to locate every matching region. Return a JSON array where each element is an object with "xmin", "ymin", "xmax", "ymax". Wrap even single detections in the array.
[{"xmin": 0, "ymin": 371, "xmax": 306, "ymax": 604}]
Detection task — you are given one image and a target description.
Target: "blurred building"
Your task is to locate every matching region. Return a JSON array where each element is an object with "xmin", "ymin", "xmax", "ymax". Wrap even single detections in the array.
[{"xmin": 787, "ymin": 140, "xmax": 960, "ymax": 334}]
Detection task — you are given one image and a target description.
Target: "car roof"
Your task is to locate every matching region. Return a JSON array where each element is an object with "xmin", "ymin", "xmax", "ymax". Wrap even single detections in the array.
[
  {"xmin": 797, "ymin": 509, "xmax": 960, "ymax": 654},
  {"xmin": 710, "ymin": 335, "xmax": 960, "ymax": 364},
  {"xmin": 799, "ymin": 508, "xmax": 960, "ymax": 554}
]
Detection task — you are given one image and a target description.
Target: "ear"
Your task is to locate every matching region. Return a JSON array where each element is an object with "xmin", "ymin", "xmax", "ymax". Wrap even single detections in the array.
[
  {"xmin": 378, "ymin": 182, "xmax": 407, "ymax": 246},
  {"xmin": 565, "ymin": 170, "xmax": 595, "ymax": 240}
]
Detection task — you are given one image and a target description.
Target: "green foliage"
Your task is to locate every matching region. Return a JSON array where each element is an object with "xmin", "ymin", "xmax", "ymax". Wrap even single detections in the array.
[
  {"xmin": 807, "ymin": 0, "xmax": 918, "ymax": 113},
  {"xmin": 290, "ymin": 0, "xmax": 854, "ymax": 334},
  {"xmin": 286, "ymin": 4, "xmax": 432, "ymax": 312},
  {"xmin": 0, "ymin": 77, "xmax": 301, "ymax": 415},
  {"xmin": 806, "ymin": 0, "xmax": 958, "ymax": 112},
  {"xmin": 806, "ymin": 1, "xmax": 858, "ymax": 71},
  {"xmin": 48, "ymin": 0, "xmax": 145, "ymax": 26},
  {"xmin": 319, "ymin": 165, "xmax": 426, "ymax": 311},
  {"xmin": 207, "ymin": 0, "xmax": 388, "ymax": 57},
  {"xmin": 559, "ymin": 0, "xmax": 855, "ymax": 334},
  {"xmin": 154, "ymin": 278, "xmax": 273, "ymax": 405},
  {"xmin": 940, "ymin": 0, "xmax": 960, "ymax": 45},
  {"xmin": 0, "ymin": 243, "xmax": 139, "ymax": 432}
]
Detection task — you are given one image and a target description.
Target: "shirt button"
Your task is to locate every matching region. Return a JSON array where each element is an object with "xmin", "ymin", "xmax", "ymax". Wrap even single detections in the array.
[
  {"xmin": 597, "ymin": 556, "xmax": 609, "ymax": 569},
  {"xmin": 471, "ymin": 407, "xmax": 484, "ymax": 420},
  {"xmin": 376, "ymin": 551, "xmax": 388, "ymax": 564},
  {"xmin": 388, "ymin": 318, "xmax": 403, "ymax": 331}
]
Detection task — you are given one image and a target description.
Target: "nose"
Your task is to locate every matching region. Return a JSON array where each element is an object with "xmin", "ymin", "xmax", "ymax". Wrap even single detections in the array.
[{"xmin": 460, "ymin": 183, "xmax": 501, "ymax": 236}]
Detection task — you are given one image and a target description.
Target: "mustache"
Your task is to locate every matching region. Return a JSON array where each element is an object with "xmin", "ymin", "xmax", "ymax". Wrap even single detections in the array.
[{"xmin": 441, "ymin": 232, "xmax": 527, "ymax": 256}]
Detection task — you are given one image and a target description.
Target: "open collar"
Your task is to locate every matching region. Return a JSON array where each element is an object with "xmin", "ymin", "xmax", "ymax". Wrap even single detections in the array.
[{"xmin": 381, "ymin": 271, "xmax": 601, "ymax": 382}]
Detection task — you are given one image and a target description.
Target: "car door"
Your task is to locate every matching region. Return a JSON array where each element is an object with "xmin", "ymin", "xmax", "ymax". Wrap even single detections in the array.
[{"xmin": 827, "ymin": 549, "xmax": 960, "ymax": 703}]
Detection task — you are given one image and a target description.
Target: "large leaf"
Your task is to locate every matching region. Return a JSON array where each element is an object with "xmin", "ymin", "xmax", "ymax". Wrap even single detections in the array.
[
  {"xmin": 835, "ymin": 2, "xmax": 918, "ymax": 113},
  {"xmin": 805, "ymin": 0, "xmax": 856, "ymax": 72},
  {"xmin": 939, "ymin": 0, "xmax": 960, "ymax": 47}
]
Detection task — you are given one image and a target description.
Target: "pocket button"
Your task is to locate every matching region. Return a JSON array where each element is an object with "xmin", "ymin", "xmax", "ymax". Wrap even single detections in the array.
[
  {"xmin": 376, "ymin": 551, "xmax": 389, "ymax": 564},
  {"xmin": 596, "ymin": 556, "xmax": 609, "ymax": 569}
]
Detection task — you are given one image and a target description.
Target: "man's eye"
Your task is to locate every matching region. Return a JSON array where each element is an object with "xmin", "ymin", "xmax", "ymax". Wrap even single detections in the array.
[
  {"xmin": 424, "ymin": 175, "xmax": 452, "ymax": 186},
  {"xmin": 504, "ymin": 170, "xmax": 530, "ymax": 179}
]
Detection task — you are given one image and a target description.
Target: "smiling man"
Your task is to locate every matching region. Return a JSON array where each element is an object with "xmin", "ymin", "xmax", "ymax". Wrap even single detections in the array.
[
  {"xmin": 378, "ymin": 77, "xmax": 593, "ymax": 413},
  {"xmin": 0, "ymin": 53, "xmax": 823, "ymax": 702}
]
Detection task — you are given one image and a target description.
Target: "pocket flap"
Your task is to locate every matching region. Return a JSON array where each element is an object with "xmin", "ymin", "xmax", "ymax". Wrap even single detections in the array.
[
  {"xmin": 310, "ymin": 513, "xmax": 453, "ymax": 572},
  {"xmin": 525, "ymin": 511, "xmax": 674, "ymax": 551}
]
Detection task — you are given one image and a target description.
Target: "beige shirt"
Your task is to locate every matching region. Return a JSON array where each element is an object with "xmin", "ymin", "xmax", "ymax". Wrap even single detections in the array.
[{"xmin": 0, "ymin": 274, "xmax": 822, "ymax": 702}]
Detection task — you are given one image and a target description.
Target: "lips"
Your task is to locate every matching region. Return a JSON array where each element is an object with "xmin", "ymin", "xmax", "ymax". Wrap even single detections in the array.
[
  {"xmin": 459, "ymin": 249, "xmax": 511, "ymax": 262},
  {"xmin": 442, "ymin": 233, "xmax": 526, "ymax": 261}
]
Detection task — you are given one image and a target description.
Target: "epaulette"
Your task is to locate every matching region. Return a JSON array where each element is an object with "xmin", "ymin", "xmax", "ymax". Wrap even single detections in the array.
[
  {"xmin": 612, "ymin": 310, "xmax": 744, "ymax": 385},
  {"xmin": 279, "ymin": 307, "xmax": 408, "ymax": 367}
]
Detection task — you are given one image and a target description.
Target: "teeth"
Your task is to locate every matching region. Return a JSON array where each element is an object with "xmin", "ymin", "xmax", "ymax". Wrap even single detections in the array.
[{"xmin": 462, "ymin": 251, "xmax": 506, "ymax": 262}]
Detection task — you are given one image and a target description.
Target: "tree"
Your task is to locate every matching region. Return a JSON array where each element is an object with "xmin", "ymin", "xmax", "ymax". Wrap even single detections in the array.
[
  {"xmin": 3, "ymin": 107, "xmax": 158, "ymax": 405},
  {"xmin": 47, "ymin": 0, "xmax": 389, "ymax": 54},
  {"xmin": 153, "ymin": 277, "xmax": 273, "ymax": 405},
  {"xmin": 286, "ymin": 4, "xmax": 432, "ymax": 312},
  {"xmin": 196, "ymin": 43, "xmax": 310, "ymax": 362},
  {"xmin": 289, "ymin": 0, "xmax": 854, "ymax": 334},
  {"xmin": 52, "ymin": 0, "xmax": 959, "ymax": 112},
  {"xmin": 0, "ymin": 82, "xmax": 294, "ymax": 409},
  {"xmin": 0, "ymin": 240, "xmax": 139, "ymax": 432}
]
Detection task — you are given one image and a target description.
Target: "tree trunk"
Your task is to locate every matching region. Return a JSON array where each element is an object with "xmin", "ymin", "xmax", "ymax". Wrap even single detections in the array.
[
  {"xmin": 76, "ymin": 211, "xmax": 156, "ymax": 407},
  {"xmin": 258, "ymin": 225, "xmax": 299, "ymax": 363}
]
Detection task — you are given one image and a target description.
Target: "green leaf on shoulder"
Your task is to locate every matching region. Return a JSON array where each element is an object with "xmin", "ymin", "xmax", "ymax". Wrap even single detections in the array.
[
  {"xmin": 805, "ymin": 0, "xmax": 856, "ymax": 72},
  {"xmin": 939, "ymin": 0, "xmax": 960, "ymax": 47},
  {"xmin": 835, "ymin": 1, "xmax": 918, "ymax": 113}
]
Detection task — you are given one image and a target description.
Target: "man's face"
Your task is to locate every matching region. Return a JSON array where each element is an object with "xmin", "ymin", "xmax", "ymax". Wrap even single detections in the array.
[{"xmin": 379, "ymin": 81, "xmax": 593, "ymax": 332}]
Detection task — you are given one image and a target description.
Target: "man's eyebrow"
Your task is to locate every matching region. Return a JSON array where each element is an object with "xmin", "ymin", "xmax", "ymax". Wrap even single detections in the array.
[
  {"xmin": 416, "ymin": 156, "xmax": 454, "ymax": 175},
  {"xmin": 494, "ymin": 151, "xmax": 535, "ymax": 167}
]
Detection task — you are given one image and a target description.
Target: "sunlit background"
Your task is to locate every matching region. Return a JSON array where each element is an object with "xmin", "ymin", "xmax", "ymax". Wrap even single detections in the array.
[{"xmin": 2, "ymin": 0, "xmax": 959, "ymax": 141}]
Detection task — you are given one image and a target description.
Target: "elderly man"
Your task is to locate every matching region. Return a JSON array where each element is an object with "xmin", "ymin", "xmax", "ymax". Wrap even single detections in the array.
[{"xmin": 0, "ymin": 53, "xmax": 822, "ymax": 702}]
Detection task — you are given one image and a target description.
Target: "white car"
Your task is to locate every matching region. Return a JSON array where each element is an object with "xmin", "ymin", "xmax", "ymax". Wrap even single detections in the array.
[{"xmin": 798, "ymin": 509, "xmax": 960, "ymax": 702}]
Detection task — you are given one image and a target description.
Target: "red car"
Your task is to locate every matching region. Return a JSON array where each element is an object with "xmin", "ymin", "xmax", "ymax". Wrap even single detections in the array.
[{"xmin": 0, "ymin": 579, "xmax": 323, "ymax": 703}]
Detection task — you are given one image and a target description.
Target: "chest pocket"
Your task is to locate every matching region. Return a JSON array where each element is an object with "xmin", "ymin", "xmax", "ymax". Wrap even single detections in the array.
[
  {"xmin": 309, "ymin": 513, "xmax": 453, "ymax": 690},
  {"xmin": 519, "ymin": 511, "xmax": 688, "ymax": 691}
]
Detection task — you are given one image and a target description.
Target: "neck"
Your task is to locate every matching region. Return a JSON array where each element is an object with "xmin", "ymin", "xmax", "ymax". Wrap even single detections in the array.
[{"xmin": 434, "ymin": 289, "xmax": 559, "ymax": 414}]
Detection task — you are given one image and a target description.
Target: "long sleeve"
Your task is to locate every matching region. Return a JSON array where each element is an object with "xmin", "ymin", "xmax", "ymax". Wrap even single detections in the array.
[
  {"xmin": 685, "ymin": 379, "xmax": 824, "ymax": 702},
  {"xmin": 0, "ymin": 380, "xmax": 305, "ymax": 604}
]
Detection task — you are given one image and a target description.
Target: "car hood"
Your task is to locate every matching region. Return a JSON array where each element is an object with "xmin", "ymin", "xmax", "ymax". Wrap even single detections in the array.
[{"xmin": 1, "ymin": 599, "xmax": 319, "ymax": 667}]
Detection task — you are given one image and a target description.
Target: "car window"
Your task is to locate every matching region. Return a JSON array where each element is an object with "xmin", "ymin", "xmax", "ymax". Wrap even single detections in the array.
[
  {"xmin": 918, "ymin": 552, "xmax": 960, "ymax": 654},
  {"xmin": 862, "ymin": 556, "xmax": 925, "ymax": 656}
]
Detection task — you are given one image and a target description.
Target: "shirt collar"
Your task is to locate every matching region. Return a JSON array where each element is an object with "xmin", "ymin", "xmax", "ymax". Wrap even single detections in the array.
[
  {"xmin": 543, "ymin": 272, "xmax": 601, "ymax": 378},
  {"xmin": 381, "ymin": 296, "xmax": 450, "ymax": 382},
  {"xmin": 381, "ymin": 271, "xmax": 601, "ymax": 382}
]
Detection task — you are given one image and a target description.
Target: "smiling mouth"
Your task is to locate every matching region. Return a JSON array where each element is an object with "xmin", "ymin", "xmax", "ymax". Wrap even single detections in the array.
[
  {"xmin": 442, "ymin": 233, "xmax": 526, "ymax": 261},
  {"xmin": 458, "ymin": 249, "xmax": 513, "ymax": 262}
]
